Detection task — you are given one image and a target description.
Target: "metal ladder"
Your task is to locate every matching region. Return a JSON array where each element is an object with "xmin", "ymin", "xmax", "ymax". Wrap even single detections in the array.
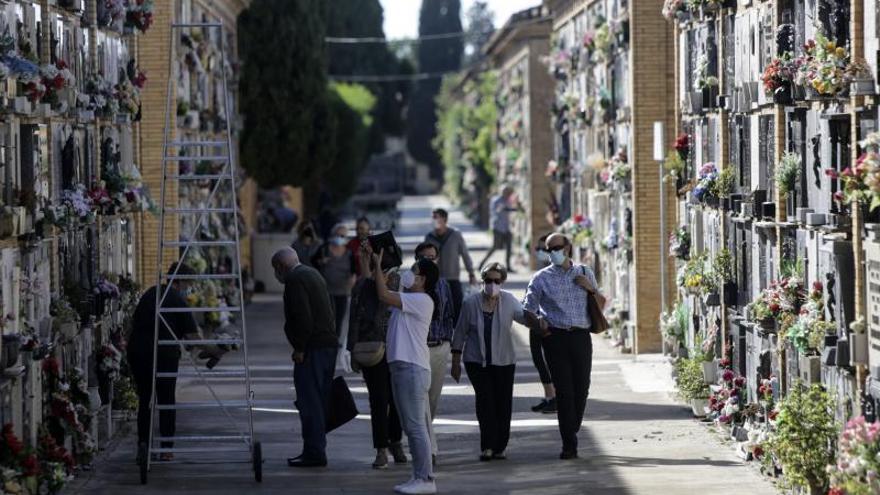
[{"xmin": 142, "ymin": 20, "xmax": 262, "ymax": 484}]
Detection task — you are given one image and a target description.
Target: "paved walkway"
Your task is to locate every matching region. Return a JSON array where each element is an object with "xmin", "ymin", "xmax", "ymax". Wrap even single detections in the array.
[{"xmin": 66, "ymin": 195, "xmax": 777, "ymax": 494}]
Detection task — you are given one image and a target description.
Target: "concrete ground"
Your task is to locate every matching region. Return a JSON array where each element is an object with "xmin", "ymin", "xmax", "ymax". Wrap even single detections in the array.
[{"xmin": 66, "ymin": 196, "xmax": 777, "ymax": 494}]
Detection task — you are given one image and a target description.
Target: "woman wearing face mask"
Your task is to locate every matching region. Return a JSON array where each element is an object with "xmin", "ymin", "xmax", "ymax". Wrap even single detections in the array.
[
  {"xmin": 312, "ymin": 223, "xmax": 357, "ymax": 337},
  {"xmin": 374, "ymin": 251, "xmax": 440, "ymax": 495},
  {"xmin": 450, "ymin": 262, "xmax": 525, "ymax": 461}
]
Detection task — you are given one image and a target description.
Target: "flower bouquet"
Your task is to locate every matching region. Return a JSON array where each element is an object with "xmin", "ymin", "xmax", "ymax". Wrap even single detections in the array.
[
  {"xmin": 784, "ymin": 280, "xmax": 834, "ymax": 355},
  {"xmin": 0, "ymin": 424, "xmax": 39, "ymax": 494},
  {"xmin": 668, "ymin": 227, "xmax": 690, "ymax": 260},
  {"xmin": 560, "ymin": 214, "xmax": 593, "ymax": 246},
  {"xmin": 661, "ymin": 0, "xmax": 687, "ymax": 21},
  {"xmin": 797, "ymin": 33, "xmax": 850, "ymax": 97},
  {"xmin": 761, "ymin": 52, "xmax": 801, "ymax": 103},
  {"xmin": 827, "ymin": 131, "xmax": 880, "ymax": 210},
  {"xmin": 125, "ymin": 0, "xmax": 154, "ymax": 33},
  {"xmin": 747, "ymin": 276, "xmax": 806, "ymax": 331},
  {"xmin": 692, "ymin": 162, "xmax": 718, "ymax": 205},
  {"xmin": 829, "ymin": 416, "xmax": 880, "ymax": 495}
]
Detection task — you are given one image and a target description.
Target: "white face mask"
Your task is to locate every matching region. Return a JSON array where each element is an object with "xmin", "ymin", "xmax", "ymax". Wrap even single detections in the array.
[
  {"xmin": 536, "ymin": 250, "xmax": 550, "ymax": 263},
  {"xmin": 483, "ymin": 282, "xmax": 501, "ymax": 297},
  {"xmin": 549, "ymin": 250, "xmax": 567, "ymax": 266},
  {"xmin": 400, "ymin": 270, "xmax": 416, "ymax": 290}
]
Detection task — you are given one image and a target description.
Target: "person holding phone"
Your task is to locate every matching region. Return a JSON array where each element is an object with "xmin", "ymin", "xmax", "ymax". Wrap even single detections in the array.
[
  {"xmin": 373, "ymin": 249, "xmax": 439, "ymax": 495},
  {"xmin": 450, "ymin": 262, "xmax": 525, "ymax": 461}
]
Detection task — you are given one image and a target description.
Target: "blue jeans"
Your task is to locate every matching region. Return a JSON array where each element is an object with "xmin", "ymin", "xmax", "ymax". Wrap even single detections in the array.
[
  {"xmin": 293, "ymin": 346, "xmax": 338, "ymax": 461},
  {"xmin": 390, "ymin": 361, "xmax": 433, "ymax": 481}
]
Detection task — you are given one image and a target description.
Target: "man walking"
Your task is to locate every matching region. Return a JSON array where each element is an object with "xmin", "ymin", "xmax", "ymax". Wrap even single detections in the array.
[
  {"xmin": 272, "ymin": 247, "xmax": 339, "ymax": 468},
  {"xmin": 425, "ymin": 208, "xmax": 476, "ymax": 320},
  {"xmin": 523, "ymin": 234, "xmax": 605, "ymax": 460},
  {"xmin": 478, "ymin": 186, "xmax": 521, "ymax": 273},
  {"xmin": 414, "ymin": 242, "xmax": 456, "ymax": 464}
]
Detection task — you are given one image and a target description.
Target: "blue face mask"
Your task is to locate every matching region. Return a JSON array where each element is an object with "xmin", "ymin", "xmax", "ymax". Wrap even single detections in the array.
[
  {"xmin": 549, "ymin": 250, "xmax": 567, "ymax": 266},
  {"xmin": 332, "ymin": 236, "xmax": 347, "ymax": 246},
  {"xmin": 536, "ymin": 250, "xmax": 550, "ymax": 263}
]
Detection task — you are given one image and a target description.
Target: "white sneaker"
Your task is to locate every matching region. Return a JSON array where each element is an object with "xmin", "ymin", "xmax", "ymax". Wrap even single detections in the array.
[
  {"xmin": 398, "ymin": 479, "xmax": 437, "ymax": 495},
  {"xmin": 394, "ymin": 478, "xmax": 416, "ymax": 493}
]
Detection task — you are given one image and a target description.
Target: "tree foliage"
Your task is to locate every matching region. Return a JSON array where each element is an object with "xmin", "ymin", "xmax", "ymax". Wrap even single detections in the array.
[
  {"xmin": 237, "ymin": 0, "xmax": 333, "ymax": 188},
  {"xmin": 433, "ymin": 71, "xmax": 497, "ymax": 205},
  {"xmin": 407, "ymin": 0, "xmax": 463, "ymax": 181},
  {"xmin": 324, "ymin": 83, "xmax": 376, "ymax": 202},
  {"xmin": 463, "ymin": 1, "xmax": 495, "ymax": 65}
]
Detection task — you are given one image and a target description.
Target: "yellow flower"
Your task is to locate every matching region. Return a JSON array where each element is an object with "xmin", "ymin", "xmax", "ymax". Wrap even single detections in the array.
[
  {"xmin": 825, "ymin": 42, "xmax": 835, "ymax": 52},
  {"xmin": 835, "ymin": 47, "xmax": 845, "ymax": 58},
  {"xmin": 4, "ymin": 481, "xmax": 23, "ymax": 494}
]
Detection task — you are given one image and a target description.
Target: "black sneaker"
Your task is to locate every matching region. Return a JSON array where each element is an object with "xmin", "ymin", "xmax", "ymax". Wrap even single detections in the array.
[
  {"xmin": 541, "ymin": 398, "xmax": 558, "ymax": 414},
  {"xmin": 531, "ymin": 399, "xmax": 549, "ymax": 413},
  {"xmin": 559, "ymin": 450, "xmax": 578, "ymax": 460}
]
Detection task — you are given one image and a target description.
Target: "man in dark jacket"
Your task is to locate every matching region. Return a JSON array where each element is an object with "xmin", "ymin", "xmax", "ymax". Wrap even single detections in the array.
[
  {"xmin": 127, "ymin": 263, "xmax": 199, "ymax": 461},
  {"xmin": 272, "ymin": 247, "xmax": 339, "ymax": 468}
]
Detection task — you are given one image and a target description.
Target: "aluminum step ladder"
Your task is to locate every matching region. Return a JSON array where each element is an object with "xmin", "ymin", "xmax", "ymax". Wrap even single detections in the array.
[{"xmin": 142, "ymin": 20, "xmax": 261, "ymax": 484}]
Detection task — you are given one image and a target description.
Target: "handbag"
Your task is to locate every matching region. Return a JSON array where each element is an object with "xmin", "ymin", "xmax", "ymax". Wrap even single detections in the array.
[
  {"xmin": 325, "ymin": 376, "xmax": 359, "ymax": 433},
  {"xmin": 352, "ymin": 341, "xmax": 385, "ymax": 368},
  {"xmin": 581, "ymin": 266, "xmax": 608, "ymax": 334}
]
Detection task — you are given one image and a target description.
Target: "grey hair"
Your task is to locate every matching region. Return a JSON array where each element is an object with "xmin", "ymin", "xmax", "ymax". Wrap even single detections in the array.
[
  {"xmin": 271, "ymin": 247, "xmax": 299, "ymax": 270},
  {"xmin": 331, "ymin": 223, "xmax": 349, "ymax": 236}
]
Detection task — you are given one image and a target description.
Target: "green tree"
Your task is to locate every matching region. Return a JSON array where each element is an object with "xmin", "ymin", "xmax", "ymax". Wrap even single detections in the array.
[
  {"xmin": 433, "ymin": 70, "xmax": 497, "ymax": 208},
  {"xmin": 325, "ymin": 83, "xmax": 376, "ymax": 202},
  {"xmin": 326, "ymin": 0, "xmax": 412, "ymax": 145},
  {"xmin": 407, "ymin": 0, "xmax": 463, "ymax": 182},
  {"xmin": 463, "ymin": 1, "xmax": 494, "ymax": 64},
  {"xmin": 237, "ymin": 0, "xmax": 334, "ymax": 187}
]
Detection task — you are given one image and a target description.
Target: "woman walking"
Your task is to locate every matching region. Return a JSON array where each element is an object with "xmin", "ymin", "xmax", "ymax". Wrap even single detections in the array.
[
  {"xmin": 312, "ymin": 223, "xmax": 356, "ymax": 336},
  {"xmin": 347, "ymin": 244, "xmax": 407, "ymax": 469},
  {"xmin": 374, "ymin": 250, "xmax": 439, "ymax": 495},
  {"xmin": 451, "ymin": 262, "xmax": 525, "ymax": 461}
]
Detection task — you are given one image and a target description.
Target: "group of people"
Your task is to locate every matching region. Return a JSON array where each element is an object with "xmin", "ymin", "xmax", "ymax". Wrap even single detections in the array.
[
  {"xmin": 273, "ymin": 198, "xmax": 603, "ymax": 495},
  {"xmin": 127, "ymin": 193, "xmax": 601, "ymax": 495}
]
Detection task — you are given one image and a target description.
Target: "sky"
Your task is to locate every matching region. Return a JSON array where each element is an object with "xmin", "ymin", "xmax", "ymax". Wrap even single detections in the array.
[{"xmin": 379, "ymin": 0, "xmax": 542, "ymax": 40}]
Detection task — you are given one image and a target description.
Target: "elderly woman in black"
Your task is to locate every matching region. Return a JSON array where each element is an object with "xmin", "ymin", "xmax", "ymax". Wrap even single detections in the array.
[{"xmin": 451, "ymin": 262, "xmax": 526, "ymax": 461}]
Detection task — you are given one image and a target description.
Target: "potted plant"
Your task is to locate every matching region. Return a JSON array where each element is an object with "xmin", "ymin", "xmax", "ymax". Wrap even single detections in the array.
[
  {"xmin": 660, "ymin": 301, "xmax": 688, "ymax": 353},
  {"xmin": 775, "ymin": 152, "xmax": 801, "ymax": 221},
  {"xmin": 849, "ymin": 316, "xmax": 869, "ymax": 365},
  {"xmin": 713, "ymin": 249, "xmax": 737, "ymax": 306},
  {"xmin": 699, "ymin": 326, "xmax": 718, "ymax": 384},
  {"xmin": 847, "ymin": 58, "xmax": 876, "ymax": 96},
  {"xmin": 797, "ymin": 34, "xmax": 851, "ymax": 98},
  {"xmin": 766, "ymin": 383, "xmax": 837, "ymax": 495},
  {"xmin": 664, "ymin": 151, "xmax": 686, "ymax": 192},
  {"xmin": 710, "ymin": 165, "xmax": 735, "ymax": 208},
  {"xmin": 674, "ymin": 356, "xmax": 710, "ymax": 416},
  {"xmin": 50, "ymin": 297, "xmax": 80, "ymax": 340},
  {"xmin": 668, "ymin": 226, "xmax": 691, "ymax": 260}
]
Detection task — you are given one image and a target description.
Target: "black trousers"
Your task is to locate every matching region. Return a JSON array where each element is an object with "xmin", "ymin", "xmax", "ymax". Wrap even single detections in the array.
[
  {"xmin": 543, "ymin": 330, "xmax": 592, "ymax": 452},
  {"xmin": 529, "ymin": 329, "xmax": 552, "ymax": 385},
  {"xmin": 448, "ymin": 279, "xmax": 464, "ymax": 323},
  {"xmin": 128, "ymin": 348, "xmax": 179, "ymax": 448},
  {"xmin": 331, "ymin": 295, "xmax": 348, "ymax": 338},
  {"xmin": 479, "ymin": 230, "xmax": 512, "ymax": 270},
  {"xmin": 465, "ymin": 363, "xmax": 515, "ymax": 453},
  {"xmin": 362, "ymin": 356, "xmax": 403, "ymax": 449}
]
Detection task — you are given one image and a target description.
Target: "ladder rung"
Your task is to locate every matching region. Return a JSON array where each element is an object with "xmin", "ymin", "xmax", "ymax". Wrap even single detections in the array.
[
  {"xmin": 172, "ymin": 22, "xmax": 223, "ymax": 28},
  {"xmin": 150, "ymin": 446, "xmax": 250, "ymax": 454},
  {"xmin": 168, "ymin": 141, "xmax": 227, "ymax": 147},
  {"xmin": 165, "ymin": 155, "xmax": 229, "ymax": 161},
  {"xmin": 159, "ymin": 307, "xmax": 242, "ymax": 313},
  {"xmin": 164, "ymin": 240, "xmax": 238, "ymax": 247},
  {"xmin": 162, "ymin": 273, "xmax": 238, "ymax": 280},
  {"xmin": 154, "ymin": 435, "xmax": 248, "ymax": 442},
  {"xmin": 165, "ymin": 207, "xmax": 236, "ymax": 214},
  {"xmin": 168, "ymin": 174, "xmax": 233, "ymax": 180},
  {"xmin": 157, "ymin": 338, "xmax": 243, "ymax": 346},
  {"xmin": 156, "ymin": 399, "xmax": 292, "ymax": 410},
  {"xmin": 157, "ymin": 370, "xmax": 247, "ymax": 378}
]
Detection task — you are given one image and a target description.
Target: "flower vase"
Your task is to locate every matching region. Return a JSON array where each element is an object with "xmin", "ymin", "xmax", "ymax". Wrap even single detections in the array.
[
  {"xmin": 759, "ymin": 318, "xmax": 775, "ymax": 331},
  {"xmin": 785, "ymin": 191, "xmax": 797, "ymax": 222},
  {"xmin": 1, "ymin": 334, "xmax": 21, "ymax": 369},
  {"xmin": 690, "ymin": 398, "xmax": 709, "ymax": 417},
  {"xmin": 701, "ymin": 361, "xmax": 717, "ymax": 384},
  {"xmin": 850, "ymin": 332, "xmax": 869, "ymax": 365},
  {"xmin": 98, "ymin": 373, "xmax": 113, "ymax": 406},
  {"xmin": 723, "ymin": 281, "xmax": 738, "ymax": 306},
  {"xmin": 704, "ymin": 292, "xmax": 721, "ymax": 307},
  {"xmin": 851, "ymin": 77, "xmax": 876, "ymax": 96},
  {"xmin": 772, "ymin": 83, "xmax": 793, "ymax": 105}
]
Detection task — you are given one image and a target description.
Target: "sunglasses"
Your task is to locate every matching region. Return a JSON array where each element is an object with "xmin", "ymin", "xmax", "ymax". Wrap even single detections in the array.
[
  {"xmin": 483, "ymin": 278, "xmax": 503, "ymax": 284},
  {"xmin": 547, "ymin": 245, "xmax": 567, "ymax": 252}
]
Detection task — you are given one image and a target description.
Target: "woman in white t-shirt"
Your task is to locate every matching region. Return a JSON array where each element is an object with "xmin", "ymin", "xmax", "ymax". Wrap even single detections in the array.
[{"xmin": 374, "ymin": 252, "xmax": 439, "ymax": 495}]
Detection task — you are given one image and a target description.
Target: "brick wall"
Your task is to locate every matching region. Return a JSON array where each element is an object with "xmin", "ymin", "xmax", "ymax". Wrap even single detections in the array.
[{"xmin": 630, "ymin": 0, "xmax": 675, "ymax": 353}]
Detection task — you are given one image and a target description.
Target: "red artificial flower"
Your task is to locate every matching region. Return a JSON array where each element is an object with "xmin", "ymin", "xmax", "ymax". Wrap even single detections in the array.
[
  {"xmin": 828, "ymin": 488, "xmax": 845, "ymax": 495},
  {"xmin": 734, "ymin": 376, "xmax": 745, "ymax": 387},
  {"xmin": 753, "ymin": 446, "xmax": 764, "ymax": 458},
  {"xmin": 833, "ymin": 191, "xmax": 845, "ymax": 202},
  {"xmin": 573, "ymin": 214, "xmax": 585, "ymax": 224},
  {"xmin": 674, "ymin": 133, "xmax": 689, "ymax": 153},
  {"xmin": 20, "ymin": 453, "xmax": 40, "ymax": 477},
  {"xmin": 720, "ymin": 358, "xmax": 731, "ymax": 369},
  {"xmin": 3, "ymin": 423, "xmax": 24, "ymax": 456},
  {"xmin": 825, "ymin": 168, "xmax": 839, "ymax": 179},
  {"xmin": 812, "ymin": 280, "xmax": 823, "ymax": 292},
  {"xmin": 42, "ymin": 356, "xmax": 60, "ymax": 377}
]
